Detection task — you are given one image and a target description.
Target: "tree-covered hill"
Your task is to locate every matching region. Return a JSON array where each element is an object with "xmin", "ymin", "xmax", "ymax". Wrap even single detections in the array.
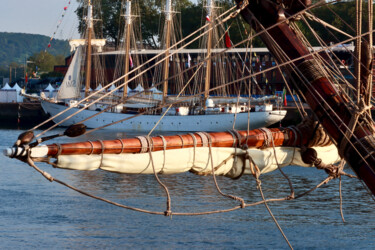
[{"xmin": 0, "ymin": 32, "xmax": 70, "ymax": 68}]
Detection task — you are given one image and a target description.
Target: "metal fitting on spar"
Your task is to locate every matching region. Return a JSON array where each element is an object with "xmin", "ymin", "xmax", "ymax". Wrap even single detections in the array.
[{"xmin": 3, "ymin": 146, "xmax": 49, "ymax": 158}]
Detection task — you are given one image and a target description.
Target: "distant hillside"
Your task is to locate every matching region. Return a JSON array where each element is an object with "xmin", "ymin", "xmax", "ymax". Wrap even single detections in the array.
[{"xmin": 0, "ymin": 32, "xmax": 70, "ymax": 68}]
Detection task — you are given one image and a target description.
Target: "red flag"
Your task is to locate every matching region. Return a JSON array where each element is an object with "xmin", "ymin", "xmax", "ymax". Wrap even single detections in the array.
[
  {"xmin": 205, "ymin": 15, "xmax": 211, "ymax": 22},
  {"xmin": 282, "ymin": 87, "xmax": 287, "ymax": 106},
  {"xmin": 129, "ymin": 54, "xmax": 133, "ymax": 68},
  {"xmin": 25, "ymin": 72, "xmax": 28, "ymax": 84},
  {"xmin": 225, "ymin": 32, "xmax": 231, "ymax": 48}
]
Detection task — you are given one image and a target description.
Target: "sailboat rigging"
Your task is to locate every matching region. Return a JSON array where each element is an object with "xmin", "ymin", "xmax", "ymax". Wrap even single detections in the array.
[
  {"xmin": 5, "ymin": 1, "xmax": 375, "ymax": 247},
  {"xmin": 40, "ymin": 0, "xmax": 286, "ymax": 132}
]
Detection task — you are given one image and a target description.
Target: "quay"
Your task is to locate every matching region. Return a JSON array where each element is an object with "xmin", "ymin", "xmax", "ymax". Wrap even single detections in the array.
[{"xmin": 0, "ymin": 102, "xmax": 50, "ymax": 128}]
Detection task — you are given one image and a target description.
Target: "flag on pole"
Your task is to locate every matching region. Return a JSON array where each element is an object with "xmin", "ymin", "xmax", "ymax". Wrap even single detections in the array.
[
  {"xmin": 224, "ymin": 24, "xmax": 231, "ymax": 48},
  {"xmin": 225, "ymin": 32, "xmax": 231, "ymax": 48},
  {"xmin": 25, "ymin": 72, "xmax": 28, "ymax": 84},
  {"xmin": 129, "ymin": 54, "xmax": 133, "ymax": 68},
  {"xmin": 282, "ymin": 87, "xmax": 287, "ymax": 106}
]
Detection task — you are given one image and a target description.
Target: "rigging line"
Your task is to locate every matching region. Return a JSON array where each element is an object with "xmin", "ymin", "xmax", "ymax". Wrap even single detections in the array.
[
  {"xmin": 147, "ymin": 61, "xmax": 205, "ymax": 137},
  {"xmin": 207, "ymin": 133, "xmax": 246, "ymax": 207},
  {"xmin": 33, "ymin": 5, "xmax": 238, "ymax": 135},
  {"xmin": 250, "ymin": 15, "xmax": 375, "ymax": 168},
  {"xmin": 304, "ymin": 12, "xmax": 353, "ymax": 39},
  {"xmin": 338, "ymin": 160, "xmax": 346, "ymax": 223},
  {"xmin": 292, "ymin": 16, "xmax": 375, "ymax": 149},
  {"xmin": 43, "ymin": 15, "xmax": 374, "ymax": 140},
  {"xmin": 27, "ymin": 149, "xmax": 353, "ymax": 217},
  {"xmin": 44, "ymin": 0, "xmax": 328, "ymax": 127},
  {"xmin": 269, "ymin": 129, "xmax": 295, "ymax": 198},
  {"xmin": 367, "ymin": 0, "xmax": 374, "ymax": 109},
  {"xmin": 147, "ymin": 136, "xmax": 172, "ymax": 216},
  {"xmin": 356, "ymin": 0, "xmax": 363, "ymax": 105},
  {"xmin": 38, "ymin": 4, "xmax": 240, "ymax": 130},
  {"xmin": 250, "ymin": 8, "xmax": 370, "ymax": 137},
  {"xmin": 257, "ymin": 177, "xmax": 293, "ymax": 249},
  {"xmin": 86, "ymin": 60, "xmax": 207, "ymax": 135},
  {"xmin": 82, "ymin": 30, "xmax": 375, "ymax": 137},
  {"xmin": 51, "ymin": 0, "xmax": 316, "ymax": 121},
  {"xmin": 36, "ymin": 0, "xmax": 328, "ymax": 133},
  {"xmin": 295, "ymin": 17, "xmax": 358, "ymax": 105}
]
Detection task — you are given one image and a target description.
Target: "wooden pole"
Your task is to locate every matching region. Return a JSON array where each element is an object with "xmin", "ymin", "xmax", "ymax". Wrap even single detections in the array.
[
  {"xmin": 43, "ymin": 126, "xmax": 317, "ymax": 157},
  {"xmin": 84, "ymin": 0, "xmax": 93, "ymax": 98},
  {"xmin": 162, "ymin": 0, "xmax": 172, "ymax": 105},
  {"xmin": 123, "ymin": 0, "xmax": 132, "ymax": 101},
  {"xmin": 204, "ymin": 0, "xmax": 214, "ymax": 109}
]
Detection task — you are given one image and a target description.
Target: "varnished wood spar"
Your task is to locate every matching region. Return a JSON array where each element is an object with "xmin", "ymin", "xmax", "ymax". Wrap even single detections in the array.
[
  {"xmin": 236, "ymin": 0, "xmax": 375, "ymax": 194},
  {"xmin": 45, "ymin": 127, "xmax": 312, "ymax": 157}
]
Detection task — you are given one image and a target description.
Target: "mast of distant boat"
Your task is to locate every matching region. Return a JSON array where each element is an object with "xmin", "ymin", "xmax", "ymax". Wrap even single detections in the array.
[
  {"xmin": 203, "ymin": 0, "xmax": 214, "ymax": 109},
  {"xmin": 84, "ymin": 0, "xmax": 93, "ymax": 97},
  {"xmin": 123, "ymin": 0, "xmax": 132, "ymax": 101},
  {"xmin": 162, "ymin": 0, "xmax": 173, "ymax": 105}
]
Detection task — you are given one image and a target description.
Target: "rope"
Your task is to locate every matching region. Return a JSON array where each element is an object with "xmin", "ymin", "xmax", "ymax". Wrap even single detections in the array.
[
  {"xmin": 146, "ymin": 135, "xmax": 172, "ymax": 216},
  {"xmin": 245, "ymin": 151, "xmax": 293, "ymax": 249},
  {"xmin": 24, "ymin": 145, "xmax": 358, "ymax": 220},
  {"xmin": 205, "ymin": 132, "xmax": 246, "ymax": 208},
  {"xmin": 158, "ymin": 135, "xmax": 167, "ymax": 174},
  {"xmin": 188, "ymin": 133, "xmax": 197, "ymax": 166}
]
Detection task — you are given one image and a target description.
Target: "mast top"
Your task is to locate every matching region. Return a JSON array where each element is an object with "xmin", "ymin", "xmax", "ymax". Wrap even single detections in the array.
[
  {"xmin": 165, "ymin": 0, "xmax": 172, "ymax": 21},
  {"xmin": 124, "ymin": 0, "xmax": 132, "ymax": 25},
  {"xmin": 206, "ymin": 0, "xmax": 214, "ymax": 17},
  {"xmin": 87, "ymin": 0, "xmax": 94, "ymax": 29}
]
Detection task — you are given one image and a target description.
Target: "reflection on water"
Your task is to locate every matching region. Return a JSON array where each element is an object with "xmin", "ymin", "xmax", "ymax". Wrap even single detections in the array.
[{"xmin": 0, "ymin": 128, "xmax": 375, "ymax": 248}]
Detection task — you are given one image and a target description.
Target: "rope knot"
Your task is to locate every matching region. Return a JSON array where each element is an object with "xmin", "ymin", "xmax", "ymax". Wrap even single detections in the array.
[{"xmin": 164, "ymin": 210, "xmax": 172, "ymax": 217}]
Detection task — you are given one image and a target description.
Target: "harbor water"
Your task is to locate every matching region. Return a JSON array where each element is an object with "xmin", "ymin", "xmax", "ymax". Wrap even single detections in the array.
[{"xmin": 0, "ymin": 128, "xmax": 374, "ymax": 249}]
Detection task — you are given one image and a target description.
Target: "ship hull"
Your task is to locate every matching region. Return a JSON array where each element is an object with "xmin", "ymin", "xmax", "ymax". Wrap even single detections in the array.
[{"xmin": 41, "ymin": 101, "xmax": 286, "ymax": 132}]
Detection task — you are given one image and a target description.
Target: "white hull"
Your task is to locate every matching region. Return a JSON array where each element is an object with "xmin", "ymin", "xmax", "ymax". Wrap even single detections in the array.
[{"xmin": 41, "ymin": 101, "xmax": 286, "ymax": 132}]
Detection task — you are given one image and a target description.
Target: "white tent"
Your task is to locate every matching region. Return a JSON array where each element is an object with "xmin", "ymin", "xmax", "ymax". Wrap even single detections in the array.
[
  {"xmin": 119, "ymin": 86, "xmax": 133, "ymax": 93},
  {"xmin": 43, "ymin": 83, "xmax": 56, "ymax": 98},
  {"xmin": 1, "ymin": 83, "xmax": 12, "ymax": 90},
  {"xmin": 149, "ymin": 86, "xmax": 162, "ymax": 93},
  {"xmin": 44, "ymin": 83, "xmax": 55, "ymax": 92},
  {"xmin": 133, "ymin": 84, "xmax": 144, "ymax": 92},
  {"xmin": 0, "ymin": 83, "xmax": 17, "ymax": 102},
  {"xmin": 80, "ymin": 87, "xmax": 93, "ymax": 98},
  {"xmin": 12, "ymin": 83, "xmax": 22, "ymax": 92},
  {"xmin": 11, "ymin": 83, "xmax": 24, "ymax": 102},
  {"xmin": 108, "ymin": 84, "xmax": 117, "ymax": 92},
  {"xmin": 95, "ymin": 84, "xmax": 103, "ymax": 91}
]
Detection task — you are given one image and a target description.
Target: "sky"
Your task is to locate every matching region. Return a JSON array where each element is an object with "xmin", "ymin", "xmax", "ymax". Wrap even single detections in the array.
[{"xmin": 0, "ymin": 0, "xmax": 81, "ymax": 40}]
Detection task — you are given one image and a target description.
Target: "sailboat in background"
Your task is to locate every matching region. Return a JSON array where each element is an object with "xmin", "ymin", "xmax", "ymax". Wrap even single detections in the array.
[{"xmin": 40, "ymin": 0, "xmax": 286, "ymax": 132}]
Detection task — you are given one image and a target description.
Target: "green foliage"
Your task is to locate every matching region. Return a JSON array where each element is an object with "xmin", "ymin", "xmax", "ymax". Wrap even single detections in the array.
[
  {"xmin": 308, "ymin": 1, "xmax": 374, "ymax": 45},
  {"xmin": 29, "ymin": 51, "xmax": 60, "ymax": 73},
  {"xmin": 0, "ymin": 32, "xmax": 70, "ymax": 71},
  {"xmin": 74, "ymin": 0, "xmax": 373, "ymax": 49}
]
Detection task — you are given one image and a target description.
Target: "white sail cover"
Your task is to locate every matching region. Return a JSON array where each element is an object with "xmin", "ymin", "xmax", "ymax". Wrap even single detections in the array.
[
  {"xmin": 55, "ymin": 145, "xmax": 340, "ymax": 177},
  {"xmin": 57, "ymin": 47, "xmax": 82, "ymax": 100}
]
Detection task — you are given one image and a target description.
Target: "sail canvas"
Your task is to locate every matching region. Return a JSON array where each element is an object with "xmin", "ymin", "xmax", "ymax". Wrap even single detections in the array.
[{"xmin": 57, "ymin": 47, "xmax": 82, "ymax": 100}]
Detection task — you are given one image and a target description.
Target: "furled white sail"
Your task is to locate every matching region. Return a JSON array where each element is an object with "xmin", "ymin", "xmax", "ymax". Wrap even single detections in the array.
[
  {"xmin": 57, "ymin": 47, "xmax": 82, "ymax": 100},
  {"xmin": 54, "ymin": 145, "xmax": 340, "ymax": 177}
]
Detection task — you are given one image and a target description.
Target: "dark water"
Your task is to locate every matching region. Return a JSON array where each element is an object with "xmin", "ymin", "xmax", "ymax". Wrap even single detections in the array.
[{"xmin": 0, "ymin": 128, "xmax": 375, "ymax": 249}]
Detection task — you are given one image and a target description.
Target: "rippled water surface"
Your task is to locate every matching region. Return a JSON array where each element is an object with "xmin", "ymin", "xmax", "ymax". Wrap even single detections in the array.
[{"xmin": 0, "ymin": 128, "xmax": 374, "ymax": 249}]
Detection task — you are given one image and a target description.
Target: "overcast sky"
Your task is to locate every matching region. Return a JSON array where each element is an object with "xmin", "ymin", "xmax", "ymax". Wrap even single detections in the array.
[{"xmin": 0, "ymin": 0, "xmax": 80, "ymax": 39}]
